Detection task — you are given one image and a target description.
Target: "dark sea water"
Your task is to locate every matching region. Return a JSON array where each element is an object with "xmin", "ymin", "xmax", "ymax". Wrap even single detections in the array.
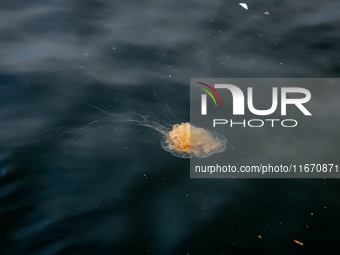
[{"xmin": 1, "ymin": 0, "xmax": 340, "ymax": 254}]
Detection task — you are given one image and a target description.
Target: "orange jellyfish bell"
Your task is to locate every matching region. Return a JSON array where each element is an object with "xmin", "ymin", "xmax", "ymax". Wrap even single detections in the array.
[{"xmin": 160, "ymin": 123, "xmax": 227, "ymax": 158}]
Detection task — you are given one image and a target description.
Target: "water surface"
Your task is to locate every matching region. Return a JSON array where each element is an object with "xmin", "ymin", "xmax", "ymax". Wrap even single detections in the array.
[{"xmin": 1, "ymin": 0, "xmax": 340, "ymax": 254}]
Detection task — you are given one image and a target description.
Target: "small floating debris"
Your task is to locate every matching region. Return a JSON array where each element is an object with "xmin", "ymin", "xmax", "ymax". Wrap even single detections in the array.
[
  {"xmin": 327, "ymin": 79, "xmax": 335, "ymax": 85},
  {"xmin": 239, "ymin": 3, "xmax": 248, "ymax": 10},
  {"xmin": 263, "ymin": 11, "xmax": 270, "ymax": 15},
  {"xmin": 293, "ymin": 240, "xmax": 304, "ymax": 246}
]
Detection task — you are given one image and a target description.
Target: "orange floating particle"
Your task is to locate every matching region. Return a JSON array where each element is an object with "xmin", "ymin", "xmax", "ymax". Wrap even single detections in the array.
[
  {"xmin": 258, "ymin": 235, "xmax": 262, "ymax": 239},
  {"xmin": 311, "ymin": 213, "xmax": 313, "ymax": 215},
  {"xmin": 263, "ymin": 11, "xmax": 270, "ymax": 15},
  {"xmin": 293, "ymin": 240, "xmax": 304, "ymax": 246},
  {"xmin": 327, "ymin": 79, "xmax": 335, "ymax": 85},
  {"xmin": 84, "ymin": 53, "xmax": 89, "ymax": 56},
  {"xmin": 125, "ymin": 147, "xmax": 127, "ymax": 149}
]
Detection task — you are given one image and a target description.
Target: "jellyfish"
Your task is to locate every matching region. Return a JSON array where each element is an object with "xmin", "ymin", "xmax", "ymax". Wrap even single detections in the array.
[
  {"xmin": 159, "ymin": 123, "xmax": 227, "ymax": 158},
  {"xmin": 120, "ymin": 111, "xmax": 227, "ymax": 158}
]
